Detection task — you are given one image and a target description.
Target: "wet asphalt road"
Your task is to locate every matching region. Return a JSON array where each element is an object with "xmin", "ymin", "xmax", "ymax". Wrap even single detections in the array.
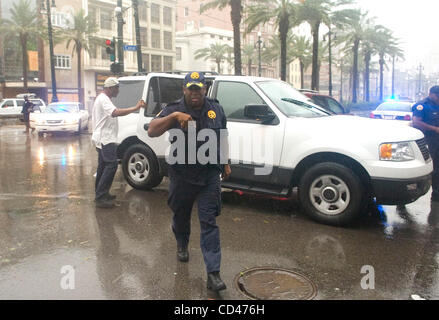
[{"xmin": 0, "ymin": 122, "xmax": 438, "ymax": 300}]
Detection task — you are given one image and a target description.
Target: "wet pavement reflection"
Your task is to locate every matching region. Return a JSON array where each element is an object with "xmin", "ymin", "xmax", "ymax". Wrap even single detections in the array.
[{"xmin": 0, "ymin": 124, "xmax": 438, "ymax": 299}]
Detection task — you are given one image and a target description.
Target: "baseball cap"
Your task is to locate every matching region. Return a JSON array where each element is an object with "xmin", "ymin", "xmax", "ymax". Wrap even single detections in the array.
[
  {"xmin": 430, "ymin": 85, "xmax": 439, "ymax": 95},
  {"xmin": 184, "ymin": 72, "xmax": 206, "ymax": 89},
  {"xmin": 104, "ymin": 77, "xmax": 120, "ymax": 88}
]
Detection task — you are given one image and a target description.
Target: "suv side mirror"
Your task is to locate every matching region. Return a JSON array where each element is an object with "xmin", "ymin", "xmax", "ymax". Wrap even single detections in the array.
[{"xmin": 244, "ymin": 104, "xmax": 276, "ymax": 123}]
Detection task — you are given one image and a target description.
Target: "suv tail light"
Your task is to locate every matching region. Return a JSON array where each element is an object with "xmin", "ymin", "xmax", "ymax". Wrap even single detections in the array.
[
  {"xmin": 404, "ymin": 115, "xmax": 411, "ymax": 121},
  {"xmin": 369, "ymin": 112, "xmax": 375, "ymax": 118}
]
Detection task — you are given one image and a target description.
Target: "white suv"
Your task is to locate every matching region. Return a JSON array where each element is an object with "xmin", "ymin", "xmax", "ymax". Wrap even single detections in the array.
[
  {"xmin": 0, "ymin": 98, "xmax": 46, "ymax": 115},
  {"xmin": 113, "ymin": 73, "xmax": 432, "ymax": 226}
]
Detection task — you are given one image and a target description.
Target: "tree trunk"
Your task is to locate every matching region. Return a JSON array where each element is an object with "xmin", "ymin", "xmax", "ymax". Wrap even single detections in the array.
[
  {"xmin": 300, "ymin": 60, "xmax": 304, "ymax": 89},
  {"xmin": 278, "ymin": 13, "xmax": 289, "ymax": 81},
  {"xmin": 77, "ymin": 45, "xmax": 83, "ymax": 104},
  {"xmin": 21, "ymin": 33, "xmax": 29, "ymax": 93},
  {"xmin": 248, "ymin": 59, "xmax": 252, "ymax": 76},
  {"xmin": 352, "ymin": 39, "xmax": 360, "ymax": 103},
  {"xmin": 364, "ymin": 51, "xmax": 370, "ymax": 102},
  {"xmin": 311, "ymin": 22, "xmax": 320, "ymax": 91},
  {"xmin": 231, "ymin": 0, "xmax": 242, "ymax": 76},
  {"xmin": 379, "ymin": 53, "xmax": 384, "ymax": 101}
]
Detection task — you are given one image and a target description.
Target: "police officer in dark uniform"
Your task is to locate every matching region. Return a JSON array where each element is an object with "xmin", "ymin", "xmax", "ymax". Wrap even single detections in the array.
[
  {"xmin": 412, "ymin": 85, "xmax": 439, "ymax": 200},
  {"xmin": 148, "ymin": 71, "xmax": 231, "ymax": 291}
]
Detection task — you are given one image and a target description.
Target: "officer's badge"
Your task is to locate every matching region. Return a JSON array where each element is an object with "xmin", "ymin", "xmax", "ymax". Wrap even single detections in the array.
[
  {"xmin": 190, "ymin": 72, "xmax": 200, "ymax": 80},
  {"xmin": 208, "ymin": 110, "xmax": 216, "ymax": 119},
  {"xmin": 417, "ymin": 105, "xmax": 424, "ymax": 111}
]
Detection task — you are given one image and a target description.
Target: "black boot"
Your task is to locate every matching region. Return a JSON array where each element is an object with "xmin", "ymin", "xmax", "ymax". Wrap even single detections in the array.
[
  {"xmin": 177, "ymin": 246, "xmax": 189, "ymax": 262},
  {"xmin": 207, "ymin": 272, "xmax": 226, "ymax": 291}
]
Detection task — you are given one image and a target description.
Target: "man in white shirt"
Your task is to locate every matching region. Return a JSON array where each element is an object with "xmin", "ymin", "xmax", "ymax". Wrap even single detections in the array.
[{"xmin": 92, "ymin": 77, "xmax": 146, "ymax": 208}]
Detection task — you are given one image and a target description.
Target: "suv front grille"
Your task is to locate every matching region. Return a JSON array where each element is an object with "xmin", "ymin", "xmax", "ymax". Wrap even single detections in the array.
[{"xmin": 416, "ymin": 138, "xmax": 431, "ymax": 161}]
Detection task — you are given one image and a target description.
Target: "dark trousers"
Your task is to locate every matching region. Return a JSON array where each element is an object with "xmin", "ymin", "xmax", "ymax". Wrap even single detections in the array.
[
  {"xmin": 95, "ymin": 143, "xmax": 118, "ymax": 201},
  {"xmin": 168, "ymin": 172, "xmax": 222, "ymax": 273}
]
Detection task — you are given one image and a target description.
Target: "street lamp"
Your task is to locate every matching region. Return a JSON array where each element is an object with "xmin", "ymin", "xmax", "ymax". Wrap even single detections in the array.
[
  {"xmin": 256, "ymin": 31, "xmax": 263, "ymax": 77},
  {"xmin": 41, "ymin": 0, "xmax": 58, "ymax": 103}
]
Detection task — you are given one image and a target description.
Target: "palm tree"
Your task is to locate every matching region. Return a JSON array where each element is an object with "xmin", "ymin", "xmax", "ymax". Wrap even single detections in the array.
[
  {"xmin": 194, "ymin": 43, "xmax": 232, "ymax": 74},
  {"xmin": 241, "ymin": 44, "xmax": 256, "ymax": 76},
  {"xmin": 63, "ymin": 10, "xmax": 99, "ymax": 104},
  {"xmin": 296, "ymin": 0, "xmax": 355, "ymax": 91},
  {"xmin": 374, "ymin": 28, "xmax": 402, "ymax": 101},
  {"xmin": 337, "ymin": 9, "xmax": 370, "ymax": 103},
  {"xmin": 201, "ymin": 0, "xmax": 242, "ymax": 75},
  {"xmin": 245, "ymin": 0, "xmax": 298, "ymax": 81},
  {"xmin": 0, "ymin": 0, "xmax": 39, "ymax": 93},
  {"xmin": 291, "ymin": 36, "xmax": 312, "ymax": 89}
]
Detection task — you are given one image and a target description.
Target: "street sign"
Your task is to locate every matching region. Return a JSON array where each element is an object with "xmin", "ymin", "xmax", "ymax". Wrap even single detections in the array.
[{"xmin": 123, "ymin": 45, "xmax": 137, "ymax": 51}]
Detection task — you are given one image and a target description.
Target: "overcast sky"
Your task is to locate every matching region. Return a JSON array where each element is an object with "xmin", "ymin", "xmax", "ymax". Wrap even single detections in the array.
[{"xmin": 356, "ymin": 0, "xmax": 439, "ymax": 74}]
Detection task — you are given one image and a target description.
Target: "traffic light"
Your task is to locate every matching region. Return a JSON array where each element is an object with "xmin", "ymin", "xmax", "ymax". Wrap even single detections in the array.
[{"xmin": 105, "ymin": 38, "xmax": 116, "ymax": 62}]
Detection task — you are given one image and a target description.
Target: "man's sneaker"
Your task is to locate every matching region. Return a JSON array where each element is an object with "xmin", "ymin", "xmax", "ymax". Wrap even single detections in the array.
[
  {"xmin": 177, "ymin": 247, "xmax": 189, "ymax": 262},
  {"xmin": 207, "ymin": 272, "xmax": 226, "ymax": 291},
  {"xmin": 95, "ymin": 199, "xmax": 116, "ymax": 209}
]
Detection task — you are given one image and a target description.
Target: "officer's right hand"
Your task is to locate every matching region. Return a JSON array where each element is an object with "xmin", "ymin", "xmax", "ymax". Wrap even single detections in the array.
[{"xmin": 173, "ymin": 112, "xmax": 193, "ymax": 130}]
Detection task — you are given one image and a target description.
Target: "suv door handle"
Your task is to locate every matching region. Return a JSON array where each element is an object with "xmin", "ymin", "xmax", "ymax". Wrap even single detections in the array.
[{"xmin": 144, "ymin": 123, "xmax": 149, "ymax": 131}]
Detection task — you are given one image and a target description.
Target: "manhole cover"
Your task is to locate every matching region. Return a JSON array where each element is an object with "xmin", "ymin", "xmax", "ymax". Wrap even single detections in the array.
[{"xmin": 235, "ymin": 267, "xmax": 317, "ymax": 300}]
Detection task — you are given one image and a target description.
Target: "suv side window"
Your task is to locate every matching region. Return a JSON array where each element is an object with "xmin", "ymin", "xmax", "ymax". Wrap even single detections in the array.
[
  {"xmin": 215, "ymin": 81, "xmax": 265, "ymax": 120},
  {"xmin": 112, "ymin": 79, "xmax": 146, "ymax": 113},
  {"xmin": 146, "ymin": 77, "xmax": 184, "ymax": 116},
  {"xmin": 2, "ymin": 100, "xmax": 14, "ymax": 108}
]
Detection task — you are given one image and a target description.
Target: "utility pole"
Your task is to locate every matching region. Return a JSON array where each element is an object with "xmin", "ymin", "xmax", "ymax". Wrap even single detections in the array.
[
  {"xmin": 132, "ymin": 0, "xmax": 143, "ymax": 72},
  {"xmin": 116, "ymin": 0, "xmax": 124, "ymax": 74},
  {"xmin": 45, "ymin": 0, "xmax": 58, "ymax": 102}
]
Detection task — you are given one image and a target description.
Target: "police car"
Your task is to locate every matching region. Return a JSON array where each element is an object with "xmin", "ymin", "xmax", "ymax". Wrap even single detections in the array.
[{"xmin": 112, "ymin": 73, "xmax": 432, "ymax": 226}]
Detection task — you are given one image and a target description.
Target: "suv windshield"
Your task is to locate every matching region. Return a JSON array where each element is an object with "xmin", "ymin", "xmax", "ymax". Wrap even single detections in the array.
[{"xmin": 256, "ymin": 81, "xmax": 329, "ymax": 118}]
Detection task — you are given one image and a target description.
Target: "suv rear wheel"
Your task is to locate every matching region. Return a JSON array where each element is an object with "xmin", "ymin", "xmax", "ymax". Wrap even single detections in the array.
[
  {"xmin": 298, "ymin": 162, "xmax": 364, "ymax": 226},
  {"xmin": 122, "ymin": 144, "xmax": 163, "ymax": 190}
]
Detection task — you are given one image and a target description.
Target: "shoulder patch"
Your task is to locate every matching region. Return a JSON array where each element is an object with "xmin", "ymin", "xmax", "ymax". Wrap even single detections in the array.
[{"xmin": 417, "ymin": 105, "xmax": 424, "ymax": 111}]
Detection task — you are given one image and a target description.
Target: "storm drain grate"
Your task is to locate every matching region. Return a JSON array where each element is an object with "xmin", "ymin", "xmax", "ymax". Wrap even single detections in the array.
[{"xmin": 235, "ymin": 267, "xmax": 317, "ymax": 300}]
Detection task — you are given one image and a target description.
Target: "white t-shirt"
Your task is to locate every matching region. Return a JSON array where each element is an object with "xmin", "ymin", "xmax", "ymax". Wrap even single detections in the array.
[{"xmin": 91, "ymin": 92, "xmax": 118, "ymax": 149}]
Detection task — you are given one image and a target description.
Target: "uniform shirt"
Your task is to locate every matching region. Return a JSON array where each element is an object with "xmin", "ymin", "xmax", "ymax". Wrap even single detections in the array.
[
  {"xmin": 91, "ymin": 92, "xmax": 118, "ymax": 149},
  {"xmin": 156, "ymin": 96, "xmax": 228, "ymax": 185},
  {"xmin": 412, "ymin": 97, "xmax": 439, "ymax": 142}
]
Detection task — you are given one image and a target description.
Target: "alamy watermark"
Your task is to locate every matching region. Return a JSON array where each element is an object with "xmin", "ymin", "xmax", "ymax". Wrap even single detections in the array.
[
  {"xmin": 360, "ymin": 265, "xmax": 375, "ymax": 290},
  {"xmin": 166, "ymin": 123, "xmax": 274, "ymax": 175},
  {"xmin": 60, "ymin": 265, "xmax": 75, "ymax": 290}
]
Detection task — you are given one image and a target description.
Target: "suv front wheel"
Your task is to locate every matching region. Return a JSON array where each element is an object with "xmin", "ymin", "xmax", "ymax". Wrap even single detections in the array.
[
  {"xmin": 298, "ymin": 162, "xmax": 364, "ymax": 226},
  {"xmin": 122, "ymin": 144, "xmax": 163, "ymax": 190}
]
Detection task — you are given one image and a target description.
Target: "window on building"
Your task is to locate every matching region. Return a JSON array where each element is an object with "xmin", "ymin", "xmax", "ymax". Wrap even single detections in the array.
[
  {"xmin": 51, "ymin": 12, "xmax": 72, "ymax": 28},
  {"xmin": 142, "ymin": 54, "xmax": 150, "ymax": 71},
  {"xmin": 139, "ymin": 1, "xmax": 147, "ymax": 21},
  {"xmin": 151, "ymin": 3, "xmax": 160, "ymax": 24},
  {"xmin": 140, "ymin": 27, "xmax": 148, "ymax": 47},
  {"xmin": 164, "ymin": 56, "xmax": 173, "ymax": 71},
  {"xmin": 184, "ymin": 7, "xmax": 189, "ymax": 16},
  {"xmin": 88, "ymin": 8, "xmax": 96, "ymax": 24},
  {"xmin": 88, "ymin": 43, "xmax": 97, "ymax": 59},
  {"xmin": 151, "ymin": 29, "xmax": 161, "ymax": 48},
  {"xmin": 101, "ymin": 46, "xmax": 109, "ymax": 60},
  {"xmin": 163, "ymin": 7, "xmax": 172, "ymax": 25},
  {"xmin": 176, "ymin": 47, "xmax": 182, "ymax": 61},
  {"xmin": 54, "ymin": 55, "xmax": 71, "ymax": 69},
  {"xmin": 100, "ymin": 9, "xmax": 112, "ymax": 30},
  {"xmin": 163, "ymin": 31, "xmax": 172, "ymax": 50},
  {"xmin": 151, "ymin": 55, "xmax": 162, "ymax": 72}
]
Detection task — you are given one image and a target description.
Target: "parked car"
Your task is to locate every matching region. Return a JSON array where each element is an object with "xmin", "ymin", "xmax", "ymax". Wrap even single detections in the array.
[
  {"xmin": 369, "ymin": 101, "xmax": 414, "ymax": 123},
  {"xmin": 34, "ymin": 102, "xmax": 89, "ymax": 136},
  {"xmin": 112, "ymin": 73, "xmax": 432, "ymax": 226},
  {"xmin": 0, "ymin": 97, "xmax": 46, "ymax": 116},
  {"xmin": 299, "ymin": 89, "xmax": 348, "ymax": 114}
]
